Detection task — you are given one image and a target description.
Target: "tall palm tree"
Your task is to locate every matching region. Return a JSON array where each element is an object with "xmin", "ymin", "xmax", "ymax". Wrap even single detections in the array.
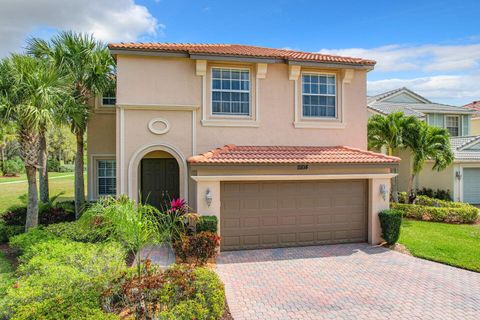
[
  {"xmin": 0, "ymin": 55, "xmax": 68, "ymax": 230},
  {"xmin": 27, "ymin": 31, "xmax": 115, "ymax": 217},
  {"xmin": 0, "ymin": 121, "xmax": 16, "ymax": 174},
  {"xmin": 402, "ymin": 121, "xmax": 454, "ymax": 197},
  {"xmin": 368, "ymin": 112, "xmax": 417, "ymax": 156},
  {"xmin": 368, "ymin": 112, "xmax": 418, "ymax": 201}
]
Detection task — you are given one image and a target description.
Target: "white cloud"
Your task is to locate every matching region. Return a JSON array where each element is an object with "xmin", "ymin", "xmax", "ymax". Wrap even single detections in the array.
[
  {"xmin": 0, "ymin": 0, "xmax": 161, "ymax": 57},
  {"xmin": 319, "ymin": 43, "xmax": 480, "ymax": 73},
  {"xmin": 368, "ymin": 74, "xmax": 480, "ymax": 104}
]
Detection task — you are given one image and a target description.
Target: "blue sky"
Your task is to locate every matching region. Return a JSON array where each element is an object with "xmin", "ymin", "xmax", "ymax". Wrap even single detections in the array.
[{"xmin": 2, "ymin": 0, "xmax": 480, "ymax": 104}]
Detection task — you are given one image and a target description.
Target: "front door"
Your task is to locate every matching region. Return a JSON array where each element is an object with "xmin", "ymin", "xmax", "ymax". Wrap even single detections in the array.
[{"xmin": 141, "ymin": 158, "xmax": 180, "ymax": 210}]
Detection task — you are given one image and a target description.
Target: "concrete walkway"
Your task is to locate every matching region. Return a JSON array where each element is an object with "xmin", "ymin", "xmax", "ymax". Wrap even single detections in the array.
[
  {"xmin": 216, "ymin": 243, "xmax": 480, "ymax": 320},
  {"xmin": 136, "ymin": 244, "xmax": 175, "ymax": 269}
]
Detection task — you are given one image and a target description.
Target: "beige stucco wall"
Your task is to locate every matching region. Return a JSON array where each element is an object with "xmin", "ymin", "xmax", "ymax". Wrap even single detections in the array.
[
  {"xmin": 87, "ymin": 111, "xmax": 116, "ymax": 200},
  {"xmin": 394, "ymin": 149, "xmax": 411, "ymax": 192},
  {"xmin": 115, "ymin": 55, "xmax": 368, "ymax": 153},
  {"xmin": 416, "ymin": 162, "xmax": 454, "ymax": 194},
  {"xmin": 471, "ymin": 118, "xmax": 480, "ymax": 135}
]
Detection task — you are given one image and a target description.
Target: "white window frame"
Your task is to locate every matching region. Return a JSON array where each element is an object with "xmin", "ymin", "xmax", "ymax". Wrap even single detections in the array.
[
  {"xmin": 301, "ymin": 72, "xmax": 337, "ymax": 120},
  {"xmin": 445, "ymin": 115, "xmax": 460, "ymax": 137},
  {"xmin": 97, "ymin": 159, "xmax": 116, "ymax": 196},
  {"xmin": 101, "ymin": 95, "xmax": 116, "ymax": 107},
  {"xmin": 210, "ymin": 67, "xmax": 251, "ymax": 117}
]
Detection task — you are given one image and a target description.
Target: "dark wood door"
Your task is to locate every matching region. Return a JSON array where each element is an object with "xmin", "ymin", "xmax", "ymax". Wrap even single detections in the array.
[{"xmin": 141, "ymin": 158, "xmax": 179, "ymax": 210}]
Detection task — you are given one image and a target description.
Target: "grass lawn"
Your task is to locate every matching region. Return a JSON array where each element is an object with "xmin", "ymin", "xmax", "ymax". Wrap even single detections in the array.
[
  {"xmin": 0, "ymin": 173, "xmax": 83, "ymax": 213},
  {"xmin": 0, "ymin": 172, "xmax": 73, "ymax": 184},
  {"xmin": 399, "ymin": 219, "xmax": 480, "ymax": 272}
]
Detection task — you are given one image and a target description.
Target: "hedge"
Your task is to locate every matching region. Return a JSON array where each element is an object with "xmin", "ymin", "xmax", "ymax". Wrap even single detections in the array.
[
  {"xmin": 378, "ymin": 209, "xmax": 402, "ymax": 245},
  {"xmin": 391, "ymin": 201, "xmax": 479, "ymax": 224},
  {"xmin": 2, "ymin": 236, "xmax": 126, "ymax": 319},
  {"xmin": 195, "ymin": 216, "xmax": 218, "ymax": 233}
]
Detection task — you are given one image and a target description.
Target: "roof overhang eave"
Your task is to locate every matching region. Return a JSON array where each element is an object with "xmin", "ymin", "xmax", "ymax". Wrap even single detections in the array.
[{"xmin": 108, "ymin": 47, "xmax": 375, "ymax": 69}]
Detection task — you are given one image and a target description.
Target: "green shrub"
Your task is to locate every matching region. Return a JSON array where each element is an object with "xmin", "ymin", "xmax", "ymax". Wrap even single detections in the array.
[
  {"xmin": 104, "ymin": 264, "xmax": 224, "ymax": 320},
  {"xmin": 391, "ymin": 202, "xmax": 479, "ymax": 224},
  {"xmin": 0, "ymin": 221, "xmax": 24, "ymax": 243},
  {"xmin": 2, "ymin": 156, "xmax": 24, "ymax": 176},
  {"xmin": 173, "ymin": 232, "xmax": 221, "ymax": 266},
  {"xmin": 9, "ymin": 228, "xmax": 57, "ymax": 253},
  {"xmin": 378, "ymin": 209, "xmax": 402, "ymax": 245},
  {"xmin": 196, "ymin": 216, "xmax": 218, "ymax": 233},
  {"xmin": 58, "ymin": 163, "xmax": 75, "ymax": 172},
  {"xmin": 1, "ymin": 200, "xmax": 75, "ymax": 227},
  {"xmin": 45, "ymin": 221, "xmax": 107, "ymax": 243},
  {"xmin": 47, "ymin": 158, "xmax": 60, "ymax": 172},
  {"xmin": 17, "ymin": 239, "xmax": 126, "ymax": 276},
  {"xmin": 3, "ymin": 239, "xmax": 125, "ymax": 320},
  {"xmin": 416, "ymin": 187, "xmax": 452, "ymax": 201},
  {"xmin": 414, "ymin": 195, "xmax": 463, "ymax": 208}
]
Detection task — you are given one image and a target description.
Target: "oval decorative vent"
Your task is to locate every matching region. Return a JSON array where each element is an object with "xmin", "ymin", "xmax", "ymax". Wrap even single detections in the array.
[{"xmin": 148, "ymin": 118, "xmax": 170, "ymax": 135}]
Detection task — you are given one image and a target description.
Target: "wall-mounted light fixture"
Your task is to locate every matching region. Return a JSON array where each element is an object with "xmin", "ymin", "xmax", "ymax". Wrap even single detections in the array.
[
  {"xmin": 379, "ymin": 184, "xmax": 388, "ymax": 201},
  {"xmin": 205, "ymin": 188, "xmax": 213, "ymax": 207},
  {"xmin": 455, "ymin": 170, "xmax": 462, "ymax": 180}
]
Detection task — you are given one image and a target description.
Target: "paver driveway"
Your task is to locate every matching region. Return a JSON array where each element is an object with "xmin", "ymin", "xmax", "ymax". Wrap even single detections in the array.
[{"xmin": 216, "ymin": 243, "xmax": 480, "ymax": 320}]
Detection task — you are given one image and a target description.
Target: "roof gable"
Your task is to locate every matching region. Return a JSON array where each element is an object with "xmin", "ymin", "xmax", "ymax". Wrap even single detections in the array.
[
  {"xmin": 377, "ymin": 88, "xmax": 430, "ymax": 104},
  {"xmin": 458, "ymin": 136, "xmax": 480, "ymax": 151},
  {"xmin": 384, "ymin": 92, "xmax": 427, "ymax": 104}
]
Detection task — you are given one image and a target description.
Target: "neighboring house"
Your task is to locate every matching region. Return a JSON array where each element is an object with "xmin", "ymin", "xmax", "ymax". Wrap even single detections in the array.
[
  {"xmin": 464, "ymin": 100, "xmax": 480, "ymax": 135},
  {"xmin": 367, "ymin": 87, "xmax": 480, "ymax": 204},
  {"xmin": 88, "ymin": 43, "xmax": 399, "ymax": 251}
]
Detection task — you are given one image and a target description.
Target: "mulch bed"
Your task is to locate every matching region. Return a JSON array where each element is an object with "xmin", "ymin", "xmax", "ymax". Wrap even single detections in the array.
[
  {"xmin": 221, "ymin": 300, "xmax": 234, "ymax": 320},
  {"xmin": 384, "ymin": 242, "xmax": 412, "ymax": 256},
  {"xmin": 0, "ymin": 243, "xmax": 19, "ymax": 269}
]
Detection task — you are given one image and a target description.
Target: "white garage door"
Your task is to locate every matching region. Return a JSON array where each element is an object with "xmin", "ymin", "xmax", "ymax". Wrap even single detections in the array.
[{"xmin": 463, "ymin": 168, "xmax": 480, "ymax": 204}]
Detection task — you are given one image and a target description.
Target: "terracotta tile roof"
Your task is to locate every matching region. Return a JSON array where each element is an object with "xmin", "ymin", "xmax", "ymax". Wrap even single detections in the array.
[
  {"xmin": 187, "ymin": 145, "xmax": 400, "ymax": 164},
  {"xmin": 108, "ymin": 43, "xmax": 375, "ymax": 67},
  {"xmin": 464, "ymin": 101, "xmax": 480, "ymax": 118}
]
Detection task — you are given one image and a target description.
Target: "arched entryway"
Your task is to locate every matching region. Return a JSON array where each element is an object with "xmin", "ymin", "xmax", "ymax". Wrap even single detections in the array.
[
  {"xmin": 127, "ymin": 143, "xmax": 188, "ymax": 210},
  {"xmin": 140, "ymin": 150, "xmax": 180, "ymax": 210}
]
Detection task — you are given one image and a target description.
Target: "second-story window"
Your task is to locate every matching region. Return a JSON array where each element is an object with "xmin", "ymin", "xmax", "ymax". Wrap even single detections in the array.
[
  {"xmin": 445, "ymin": 115, "xmax": 460, "ymax": 136},
  {"xmin": 212, "ymin": 68, "xmax": 250, "ymax": 116},
  {"xmin": 101, "ymin": 89, "xmax": 116, "ymax": 106},
  {"xmin": 302, "ymin": 73, "xmax": 336, "ymax": 118}
]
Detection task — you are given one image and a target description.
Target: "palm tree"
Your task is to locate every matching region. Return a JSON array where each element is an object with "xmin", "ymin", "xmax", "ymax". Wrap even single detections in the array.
[
  {"xmin": 0, "ymin": 55, "xmax": 68, "ymax": 230},
  {"xmin": 27, "ymin": 31, "xmax": 115, "ymax": 217},
  {"xmin": 0, "ymin": 121, "xmax": 16, "ymax": 174},
  {"xmin": 368, "ymin": 112, "xmax": 417, "ymax": 156},
  {"xmin": 368, "ymin": 112, "xmax": 418, "ymax": 201},
  {"xmin": 402, "ymin": 121, "xmax": 454, "ymax": 197}
]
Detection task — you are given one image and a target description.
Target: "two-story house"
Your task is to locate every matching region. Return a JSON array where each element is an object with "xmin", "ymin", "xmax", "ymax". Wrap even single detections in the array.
[
  {"xmin": 88, "ymin": 43, "xmax": 399, "ymax": 250},
  {"xmin": 368, "ymin": 87, "xmax": 480, "ymax": 204}
]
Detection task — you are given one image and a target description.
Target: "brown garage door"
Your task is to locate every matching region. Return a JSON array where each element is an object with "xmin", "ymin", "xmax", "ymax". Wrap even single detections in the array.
[{"xmin": 220, "ymin": 180, "xmax": 367, "ymax": 250}]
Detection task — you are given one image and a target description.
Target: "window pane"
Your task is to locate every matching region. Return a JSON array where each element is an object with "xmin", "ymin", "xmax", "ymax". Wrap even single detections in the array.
[
  {"xmin": 98, "ymin": 160, "xmax": 116, "ymax": 196},
  {"xmin": 212, "ymin": 68, "xmax": 221, "ymax": 78},
  {"xmin": 301, "ymin": 73, "xmax": 337, "ymax": 118},
  {"xmin": 211, "ymin": 68, "xmax": 250, "ymax": 115}
]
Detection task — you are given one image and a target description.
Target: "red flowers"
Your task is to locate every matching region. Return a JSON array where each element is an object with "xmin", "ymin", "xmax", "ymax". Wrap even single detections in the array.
[{"xmin": 170, "ymin": 198, "xmax": 186, "ymax": 211}]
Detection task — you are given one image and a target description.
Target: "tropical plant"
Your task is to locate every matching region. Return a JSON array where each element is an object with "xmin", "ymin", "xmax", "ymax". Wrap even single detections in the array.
[
  {"xmin": 157, "ymin": 198, "xmax": 192, "ymax": 244},
  {"xmin": 368, "ymin": 112, "xmax": 418, "ymax": 201},
  {"xmin": 27, "ymin": 31, "xmax": 115, "ymax": 217},
  {"xmin": 0, "ymin": 55, "xmax": 69, "ymax": 230},
  {"xmin": 0, "ymin": 121, "xmax": 16, "ymax": 174},
  {"xmin": 79, "ymin": 196, "xmax": 162, "ymax": 274},
  {"xmin": 402, "ymin": 121, "xmax": 454, "ymax": 197}
]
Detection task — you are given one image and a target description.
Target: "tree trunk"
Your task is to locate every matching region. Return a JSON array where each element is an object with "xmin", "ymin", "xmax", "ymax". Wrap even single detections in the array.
[
  {"xmin": 74, "ymin": 130, "xmax": 86, "ymax": 218},
  {"xmin": 38, "ymin": 130, "xmax": 49, "ymax": 203},
  {"xmin": 407, "ymin": 173, "xmax": 416, "ymax": 203},
  {"xmin": 387, "ymin": 147, "xmax": 399, "ymax": 203},
  {"xmin": 25, "ymin": 165, "xmax": 39, "ymax": 230},
  {"xmin": 0, "ymin": 146, "xmax": 4, "ymax": 175}
]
